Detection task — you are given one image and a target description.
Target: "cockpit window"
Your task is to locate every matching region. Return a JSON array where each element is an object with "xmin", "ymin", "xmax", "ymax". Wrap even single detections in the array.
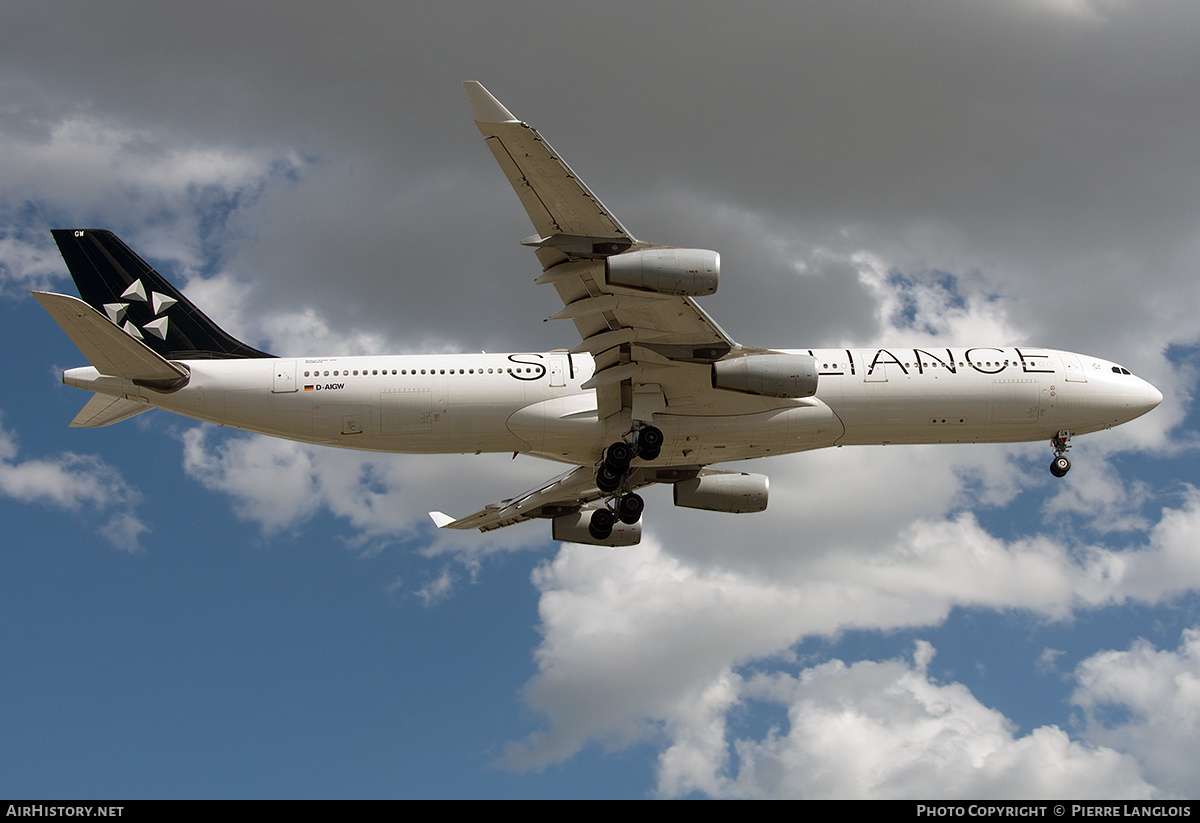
[{"xmin": 1112, "ymin": 366, "xmax": 1133, "ymax": 375}]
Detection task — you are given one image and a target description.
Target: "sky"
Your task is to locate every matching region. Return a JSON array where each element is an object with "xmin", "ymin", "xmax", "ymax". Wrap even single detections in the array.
[{"xmin": 2, "ymin": 0, "xmax": 1200, "ymax": 799}]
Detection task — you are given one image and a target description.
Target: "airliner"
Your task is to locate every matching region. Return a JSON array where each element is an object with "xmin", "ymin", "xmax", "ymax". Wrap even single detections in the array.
[{"xmin": 33, "ymin": 82, "xmax": 1162, "ymax": 546}]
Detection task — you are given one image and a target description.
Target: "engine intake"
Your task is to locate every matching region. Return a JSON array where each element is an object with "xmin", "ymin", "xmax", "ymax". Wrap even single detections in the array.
[
  {"xmin": 606, "ymin": 248, "xmax": 719, "ymax": 296},
  {"xmin": 673, "ymin": 473, "xmax": 769, "ymax": 513},
  {"xmin": 712, "ymin": 353, "xmax": 819, "ymax": 398}
]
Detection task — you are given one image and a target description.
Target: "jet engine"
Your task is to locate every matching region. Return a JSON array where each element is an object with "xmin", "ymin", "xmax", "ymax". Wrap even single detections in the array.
[
  {"xmin": 673, "ymin": 473, "xmax": 769, "ymax": 513},
  {"xmin": 606, "ymin": 248, "xmax": 719, "ymax": 296},
  {"xmin": 711, "ymin": 353, "xmax": 819, "ymax": 398},
  {"xmin": 552, "ymin": 511, "xmax": 642, "ymax": 546}
]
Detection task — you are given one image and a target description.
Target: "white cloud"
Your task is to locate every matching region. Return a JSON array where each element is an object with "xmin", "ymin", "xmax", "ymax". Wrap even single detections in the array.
[
  {"xmin": 501, "ymin": 481, "xmax": 1200, "ymax": 793},
  {"xmin": 257, "ymin": 305, "xmax": 396, "ymax": 358},
  {"xmin": 1020, "ymin": 0, "xmax": 1127, "ymax": 22},
  {"xmin": 671, "ymin": 644, "xmax": 1153, "ymax": 799},
  {"xmin": 181, "ymin": 427, "xmax": 321, "ymax": 534},
  {"xmin": 0, "ymin": 233, "xmax": 66, "ymax": 295},
  {"xmin": 0, "ymin": 417, "xmax": 146, "ymax": 551},
  {"xmin": 1073, "ymin": 629, "xmax": 1200, "ymax": 797},
  {"xmin": 0, "ymin": 113, "xmax": 279, "ymax": 225},
  {"xmin": 1041, "ymin": 455, "xmax": 1153, "ymax": 533},
  {"xmin": 1037, "ymin": 647, "xmax": 1067, "ymax": 675},
  {"xmin": 0, "ymin": 108, "xmax": 301, "ymax": 321},
  {"xmin": 852, "ymin": 251, "xmax": 1022, "ymax": 347},
  {"xmin": 414, "ymin": 566, "xmax": 456, "ymax": 606},
  {"xmin": 179, "ymin": 426, "xmax": 558, "ymax": 553},
  {"xmin": 98, "ymin": 511, "xmax": 150, "ymax": 553}
]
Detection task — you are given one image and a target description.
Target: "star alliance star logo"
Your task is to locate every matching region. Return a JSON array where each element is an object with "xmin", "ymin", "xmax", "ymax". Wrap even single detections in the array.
[{"xmin": 102, "ymin": 279, "xmax": 177, "ymax": 340}]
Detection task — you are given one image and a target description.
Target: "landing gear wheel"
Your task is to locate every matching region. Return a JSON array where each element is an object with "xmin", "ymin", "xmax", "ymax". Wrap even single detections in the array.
[
  {"xmin": 1049, "ymin": 429, "xmax": 1073, "ymax": 478},
  {"xmin": 637, "ymin": 426, "xmax": 663, "ymax": 462},
  {"xmin": 596, "ymin": 463, "xmax": 622, "ymax": 493},
  {"xmin": 604, "ymin": 442, "xmax": 634, "ymax": 473},
  {"xmin": 617, "ymin": 493, "xmax": 645, "ymax": 525},
  {"xmin": 1050, "ymin": 455, "xmax": 1071, "ymax": 478},
  {"xmin": 588, "ymin": 508, "xmax": 615, "ymax": 541}
]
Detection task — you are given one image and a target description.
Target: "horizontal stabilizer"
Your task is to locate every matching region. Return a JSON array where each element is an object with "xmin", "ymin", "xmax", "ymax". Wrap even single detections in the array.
[
  {"xmin": 70, "ymin": 393, "xmax": 150, "ymax": 428},
  {"xmin": 32, "ymin": 291, "xmax": 189, "ymax": 391}
]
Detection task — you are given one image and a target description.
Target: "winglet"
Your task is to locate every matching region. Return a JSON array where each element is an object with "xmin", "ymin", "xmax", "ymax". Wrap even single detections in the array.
[
  {"xmin": 463, "ymin": 81, "xmax": 518, "ymax": 124},
  {"xmin": 428, "ymin": 511, "xmax": 456, "ymax": 529}
]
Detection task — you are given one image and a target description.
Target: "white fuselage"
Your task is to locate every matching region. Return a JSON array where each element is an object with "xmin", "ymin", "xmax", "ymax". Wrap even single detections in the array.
[{"xmin": 63, "ymin": 345, "xmax": 1162, "ymax": 467}]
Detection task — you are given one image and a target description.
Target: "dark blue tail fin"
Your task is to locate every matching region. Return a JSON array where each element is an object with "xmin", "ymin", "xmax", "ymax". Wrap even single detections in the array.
[{"xmin": 52, "ymin": 229, "xmax": 273, "ymax": 360}]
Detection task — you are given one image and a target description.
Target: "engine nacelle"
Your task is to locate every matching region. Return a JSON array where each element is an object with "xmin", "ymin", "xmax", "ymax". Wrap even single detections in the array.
[
  {"xmin": 712, "ymin": 353, "xmax": 819, "ymax": 398},
  {"xmin": 552, "ymin": 512, "xmax": 642, "ymax": 546},
  {"xmin": 673, "ymin": 473, "xmax": 769, "ymax": 513},
  {"xmin": 606, "ymin": 248, "xmax": 719, "ymax": 296}
]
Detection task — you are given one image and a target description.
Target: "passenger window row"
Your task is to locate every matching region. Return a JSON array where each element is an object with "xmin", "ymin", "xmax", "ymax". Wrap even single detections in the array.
[{"xmin": 303, "ymin": 367, "xmax": 537, "ymax": 377}]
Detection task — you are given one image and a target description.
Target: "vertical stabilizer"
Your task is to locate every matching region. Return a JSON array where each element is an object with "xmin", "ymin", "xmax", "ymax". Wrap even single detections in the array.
[{"xmin": 52, "ymin": 229, "xmax": 273, "ymax": 360}]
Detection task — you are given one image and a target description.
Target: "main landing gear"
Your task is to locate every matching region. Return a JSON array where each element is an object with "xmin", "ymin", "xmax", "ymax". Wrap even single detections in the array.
[
  {"xmin": 587, "ymin": 425, "xmax": 663, "ymax": 541},
  {"xmin": 1050, "ymin": 429, "xmax": 1072, "ymax": 478}
]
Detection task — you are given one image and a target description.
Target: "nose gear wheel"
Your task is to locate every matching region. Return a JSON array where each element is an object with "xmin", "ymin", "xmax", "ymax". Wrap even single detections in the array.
[{"xmin": 1049, "ymin": 430, "xmax": 1072, "ymax": 478}]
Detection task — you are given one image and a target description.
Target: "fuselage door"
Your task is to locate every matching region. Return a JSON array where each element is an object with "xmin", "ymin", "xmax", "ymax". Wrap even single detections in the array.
[
  {"xmin": 273, "ymin": 360, "xmax": 298, "ymax": 393},
  {"xmin": 861, "ymin": 352, "xmax": 888, "ymax": 382},
  {"xmin": 549, "ymin": 356, "xmax": 566, "ymax": 387},
  {"xmin": 1061, "ymin": 353, "xmax": 1088, "ymax": 383}
]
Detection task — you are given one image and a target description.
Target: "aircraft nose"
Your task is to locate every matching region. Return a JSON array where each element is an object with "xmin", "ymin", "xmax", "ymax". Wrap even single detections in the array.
[
  {"xmin": 1123, "ymin": 378, "xmax": 1164, "ymax": 422},
  {"xmin": 1144, "ymin": 381, "xmax": 1164, "ymax": 412}
]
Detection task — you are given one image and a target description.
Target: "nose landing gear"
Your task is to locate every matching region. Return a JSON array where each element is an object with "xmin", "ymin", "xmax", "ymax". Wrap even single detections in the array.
[{"xmin": 1050, "ymin": 429, "xmax": 1072, "ymax": 478}]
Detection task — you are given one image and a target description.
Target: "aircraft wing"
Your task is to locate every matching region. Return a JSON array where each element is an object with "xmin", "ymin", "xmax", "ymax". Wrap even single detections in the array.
[
  {"xmin": 430, "ymin": 465, "xmax": 602, "ymax": 532},
  {"xmin": 466, "ymin": 82, "xmax": 740, "ymax": 421},
  {"xmin": 464, "ymin": 81, "xmax": 634, "ymax": 251},
  {"xmin": 430, "ymin": 463, "xmax": 703, "ymax": 533}
]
